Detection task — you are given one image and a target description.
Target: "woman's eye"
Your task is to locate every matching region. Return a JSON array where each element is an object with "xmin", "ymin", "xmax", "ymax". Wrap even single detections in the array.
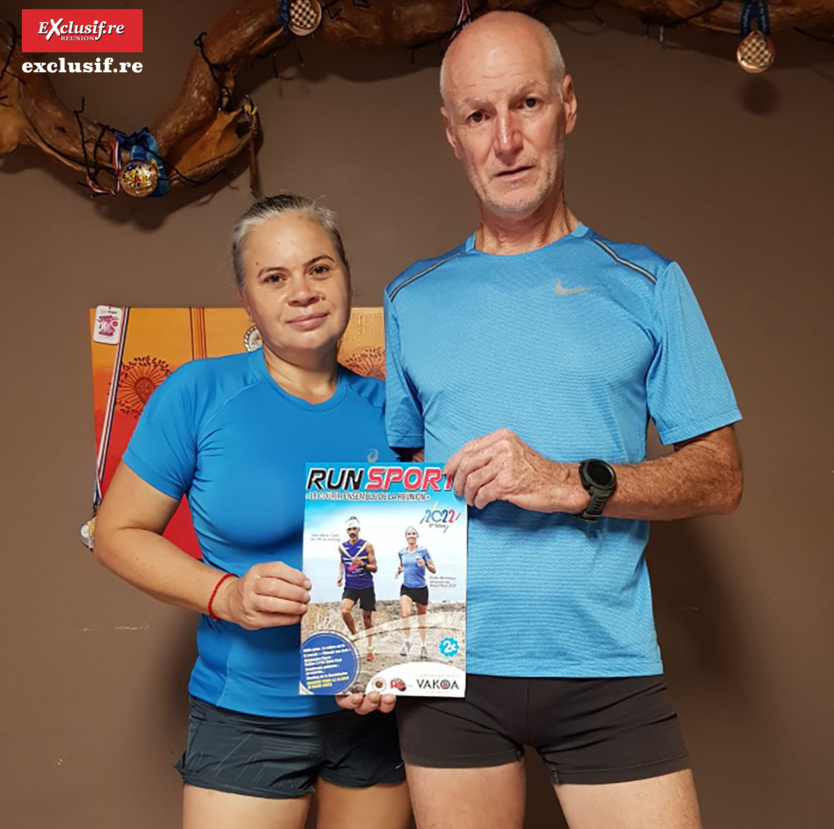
[
  {"xmin": 264, "ymin": 273, "xmax": 285, "ymax": 284},
  {"xmin": 311, "ymin": 265, "xmax": 331, "ymax": 276}
]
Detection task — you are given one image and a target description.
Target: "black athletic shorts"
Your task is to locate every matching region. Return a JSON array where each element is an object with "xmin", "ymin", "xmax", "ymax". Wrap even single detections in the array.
[
  {"xmin": 400, "ymin": 585, "xmax": 429, "ymax": 605},
  {"xmin": 342, "ymin": 586, "xmax": 376, "ymax": 611},
  {"xmin": 396, "ymin": 675, "xmax": 689, "ymax": 785},
  {"xmin": 176, "ymin": 696, "xmax": 404, "ymax": 798}
]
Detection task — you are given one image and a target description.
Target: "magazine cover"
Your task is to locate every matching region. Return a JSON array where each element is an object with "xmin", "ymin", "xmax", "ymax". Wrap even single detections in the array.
[{"xmin": 300, "ymin": 463, "xmax": 467, "ymax": 698}]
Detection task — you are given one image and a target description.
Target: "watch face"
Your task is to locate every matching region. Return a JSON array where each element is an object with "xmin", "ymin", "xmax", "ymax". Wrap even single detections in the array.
[{"xmin": 587, "ymin": 460, "xmax": 615, "ymax": 488}]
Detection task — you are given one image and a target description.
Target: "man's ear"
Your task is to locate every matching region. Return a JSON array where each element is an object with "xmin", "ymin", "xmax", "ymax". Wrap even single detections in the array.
[
  {"xmin": 441, "ymin": 106, "xmax": 462, "ymax": 160},
  {"xmin": 562, "ymin": 75, "xmax": 578, "ymax": 136}
]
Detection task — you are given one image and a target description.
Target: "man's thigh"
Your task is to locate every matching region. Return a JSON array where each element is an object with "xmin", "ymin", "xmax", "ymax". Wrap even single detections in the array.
[
  {"xmin": 405, "ymin": 761, "xmax": 526, "ymax": 829},
  {"xmin": 530, "ymin": 676, "xmax": 690, "ymax": 785},
  {"xmin": 396, "ymin": 676, "xmax": 526, "ymax": 769},
  {"xmin": 535, "ymin": 677, "xmax": 697, "ymax": 828},
  {"xmin": 359, "ymin": 587, "xmax": 377, "ymax": 612},
  {"xmin": 396, "ymin": 676, "xmax": 528, "ymax": 827},
  {"xmin": 555, "ymin": 769, "xmax": 702, "ymax": 829},
  {"xmin": 397, "ymin": 675, "xmax": 694, "ymax": 827},
  {"xmin": 397, "ymin": 675, "xmax": 688, "ymax": 779}
]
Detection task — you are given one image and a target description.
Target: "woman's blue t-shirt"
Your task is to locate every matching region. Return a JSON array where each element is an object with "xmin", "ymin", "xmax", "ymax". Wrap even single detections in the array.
[{"xmin": 123, "ymin": 350, "xmax": 396, "ymax": 717}]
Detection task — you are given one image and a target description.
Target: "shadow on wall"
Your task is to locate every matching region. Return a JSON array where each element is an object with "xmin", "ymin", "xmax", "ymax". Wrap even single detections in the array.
[
  {"xmin": 647, "ymin": 519, "xmax": 778, "ymax": 822},
  {"xmin": 648, "ymin": 520, "xmax": 753, "ymax": 701},
  {"xmin": 124, "ymin": 611, "xmax": 197, "ymax": 792},
  {"xmin": 738, "ymin": 75, "xmax": 781, "ymax": 117}
]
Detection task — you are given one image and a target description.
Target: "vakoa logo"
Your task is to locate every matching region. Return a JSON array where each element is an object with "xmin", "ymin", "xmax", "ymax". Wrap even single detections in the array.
[
  {"xmin": 416, "ymin": 678, "xmax": 459, "ymax": 691},
  {"xmin": 21, "ymin": 9, "xmax": 143, "ymax": 53}
]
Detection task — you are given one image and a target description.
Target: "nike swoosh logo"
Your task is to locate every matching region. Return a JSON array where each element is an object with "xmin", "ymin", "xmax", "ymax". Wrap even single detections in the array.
[{"xmin": 554, "ymin": 280, "xmax": 595, "ymax": 296}]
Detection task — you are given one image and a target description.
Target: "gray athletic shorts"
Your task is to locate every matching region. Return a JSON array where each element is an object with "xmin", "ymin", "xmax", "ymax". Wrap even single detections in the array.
[
  {"xmin": 396, "ymin": 675, "xmax": 689, "ymax": 785},
  {"xmin": 176, "ymin": 696, "xmax": 404, "ymax": 798}
]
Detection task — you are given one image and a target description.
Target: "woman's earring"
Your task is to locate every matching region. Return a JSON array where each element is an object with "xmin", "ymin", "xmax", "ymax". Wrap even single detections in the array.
[{"xmin": 244, "ymin": 325, "xmax": 262, "ymax": 352}]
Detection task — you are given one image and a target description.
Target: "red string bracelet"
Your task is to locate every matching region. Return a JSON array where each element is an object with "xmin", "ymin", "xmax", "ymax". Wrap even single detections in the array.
[{"xmin": 207, "ymin": 572, "xmax": 235, "ymax": 620}]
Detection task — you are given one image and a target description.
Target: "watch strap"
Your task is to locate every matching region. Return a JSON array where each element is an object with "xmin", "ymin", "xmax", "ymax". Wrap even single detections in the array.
[
  {"xmin": 577, "ymin": 459, "xmax": 616, "ymax": 523},
  {"xmin": 578, "ymin": 489, "xmax": 609, "ymax": 522}
]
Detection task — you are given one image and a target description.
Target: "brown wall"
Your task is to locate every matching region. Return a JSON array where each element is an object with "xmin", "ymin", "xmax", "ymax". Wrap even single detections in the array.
[{"xmin": 1, "ymin": 2, "xmax": 832, "ymax": 827}]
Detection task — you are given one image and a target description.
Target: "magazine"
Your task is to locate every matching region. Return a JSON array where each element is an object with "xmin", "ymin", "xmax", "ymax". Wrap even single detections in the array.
[{"xmin": 300, "ymin": 463, "xmax": 467, "ymax": 698}]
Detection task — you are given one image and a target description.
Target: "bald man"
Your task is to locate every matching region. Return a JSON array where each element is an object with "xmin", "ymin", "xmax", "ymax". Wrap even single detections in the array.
[{"xmin": 384, "ymin": 11, "xmax": 743, "ymax": 829}]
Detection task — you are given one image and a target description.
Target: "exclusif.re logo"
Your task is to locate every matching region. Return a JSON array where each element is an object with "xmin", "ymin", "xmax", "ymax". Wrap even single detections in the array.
[{"xmin": 21, "ymin": 9, "xmax": 143, "ymax": 53}]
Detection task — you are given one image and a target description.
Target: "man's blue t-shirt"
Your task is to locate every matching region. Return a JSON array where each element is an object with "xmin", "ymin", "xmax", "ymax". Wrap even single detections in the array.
[
  {"xmin": 123, "ymin": 350, "xmax": 396, "ymax": 717},
  {"xmin": 340, "ymin": 538, "xmax": 374, "ymax": 590},
  {"xmin": 385, "ymin": 223, "xmax": 741, "ymax": 678},
  {"xmin": 398, "ymin": 548, "xmax": 433, "ymax": 589}
]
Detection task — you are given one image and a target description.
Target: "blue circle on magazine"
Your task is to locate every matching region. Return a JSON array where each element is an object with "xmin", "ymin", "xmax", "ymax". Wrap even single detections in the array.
[
  {"xmin": 439, "ymin": 637, "xmax": 459, "ymax": 658},
  {"xmin": 300, "ymin": 631, "xmax": 359, "ymax": 694}
]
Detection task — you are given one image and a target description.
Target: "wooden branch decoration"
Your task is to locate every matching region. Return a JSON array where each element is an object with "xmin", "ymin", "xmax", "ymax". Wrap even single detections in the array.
[
  {"xmin": 1, "ymin": 0, "xmax": 833, "ymax": 198},
  {"xmin": 0, "ymin": 5, "xmax": 277, "ymax": 196},
  {"xmin": 604, "ymin": 0, "xmax": 834, "ymax": 32}
]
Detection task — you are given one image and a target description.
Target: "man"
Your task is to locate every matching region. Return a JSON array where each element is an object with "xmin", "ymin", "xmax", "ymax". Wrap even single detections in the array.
[
  {"xmin": 384, "ymin": 11, "xmax": 743, "ymax": 829},
  {"xmin": 337, "ymin": 516, "xmax": 378, "ymax": 661}
]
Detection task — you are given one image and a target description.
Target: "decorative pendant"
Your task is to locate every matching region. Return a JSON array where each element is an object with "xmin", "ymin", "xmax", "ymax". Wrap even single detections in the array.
[
  {"xmin": 80, "ymin": 518, "xmax": 95, "ymax": 550},
  {"xmin": 737, "ymin": 29, "xmax": 775, "ymax": 74},
  {"xmin": 737, "ymin": 2, "xmax": 775, "ymax": 74},
  {"xmin": 288, "ymin": 0, "xmax": 322, "ymax": 36},
  {"xmin": 119, "ymin": 159, "xmax": 160, "ymax": 197}
]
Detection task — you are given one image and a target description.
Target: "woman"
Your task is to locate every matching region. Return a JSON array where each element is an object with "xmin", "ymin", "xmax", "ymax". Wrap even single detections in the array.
[
  {"xmin": 394, "ymin": 526, "xmax": 436, "ymax": 661},
  {"xmin": 94, "ymin": 195, "xmax": 410, "ymax": 829}
]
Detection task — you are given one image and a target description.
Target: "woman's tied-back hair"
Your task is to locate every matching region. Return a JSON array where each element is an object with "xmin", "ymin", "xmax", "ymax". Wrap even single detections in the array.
[{"xmin": 231, "ymin": 193, "xmax": 349, "ymax": 289}]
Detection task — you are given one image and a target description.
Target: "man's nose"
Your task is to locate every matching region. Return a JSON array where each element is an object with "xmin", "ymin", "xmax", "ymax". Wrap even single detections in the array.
[{"xmin": 494, "ymin": 112, "xmax": 522, "ymax": 156}]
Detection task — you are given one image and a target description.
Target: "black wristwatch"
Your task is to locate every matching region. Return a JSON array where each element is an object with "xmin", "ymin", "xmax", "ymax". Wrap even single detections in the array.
[{"xmin": 577, "ymin": 460, "xmax": 617, "ymax": 523}]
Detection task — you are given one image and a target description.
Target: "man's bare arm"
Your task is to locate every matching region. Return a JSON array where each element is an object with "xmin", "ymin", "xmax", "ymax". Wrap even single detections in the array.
[
  {"xmin": 443, "ymin": 425, "xmax": 742, "ymax": 521},
  {"xmin": 365, "ymin": 544, "xmax": 378, "ymax": 573}
]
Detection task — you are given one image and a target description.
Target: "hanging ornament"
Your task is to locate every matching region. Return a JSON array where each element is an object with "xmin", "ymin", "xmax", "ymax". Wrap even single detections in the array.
[
  {"xmin": 119, "ymin": 159, "xmax": 160, "ymax": 197},
  {"xmin": 737, "ymin": 1, "xmax": 775, "ymax": 74},
  {"xmin": 279, "ymin": 0, "xmax": 322, "ymax": 37},
  {"xmin": 117, "ymin": 128, "xmax": 169, "ymax": 197}
]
